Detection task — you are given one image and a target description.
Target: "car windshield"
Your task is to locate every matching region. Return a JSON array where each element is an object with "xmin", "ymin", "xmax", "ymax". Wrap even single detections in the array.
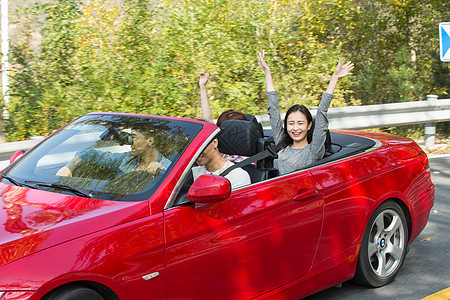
[{"xmin": 3, "ymin": 114, "xmax": 202, "ymax": 201}]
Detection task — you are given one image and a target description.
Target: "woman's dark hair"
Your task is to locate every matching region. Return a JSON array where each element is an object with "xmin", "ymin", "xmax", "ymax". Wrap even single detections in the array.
[
  {"xmin": 217, "ymin": 109, "xmax": 246, "ymax": 126},
  {"xmin": 274, "ymin": 104, "xmax": 313, "ymax": 152}
]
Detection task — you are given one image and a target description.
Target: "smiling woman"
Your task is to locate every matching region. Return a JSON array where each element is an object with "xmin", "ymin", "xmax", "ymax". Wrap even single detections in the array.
[
  {"xmin": 281, "ymin": 105, "xmax": 313, "ymax": 150},
  {"xmin": 257, "ymin": 51, "xmax": 354, "ymax": 175}
]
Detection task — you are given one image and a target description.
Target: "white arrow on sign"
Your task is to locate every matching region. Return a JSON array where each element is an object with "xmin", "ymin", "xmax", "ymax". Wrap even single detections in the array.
[{"xmin": 440, "ymin": 22, "xmax": 450, "ymax": 62}]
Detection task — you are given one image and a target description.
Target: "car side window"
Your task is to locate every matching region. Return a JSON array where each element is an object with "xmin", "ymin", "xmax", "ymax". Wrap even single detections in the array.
[{"xmin": 172, "ymin": 170, "xmax": 195, "ymax": 207}]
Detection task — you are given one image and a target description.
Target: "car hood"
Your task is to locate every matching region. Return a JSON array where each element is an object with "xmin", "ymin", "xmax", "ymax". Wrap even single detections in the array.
[{"xmin": 0, "ymin": 182, "xmax": 149, "ymax": 267}]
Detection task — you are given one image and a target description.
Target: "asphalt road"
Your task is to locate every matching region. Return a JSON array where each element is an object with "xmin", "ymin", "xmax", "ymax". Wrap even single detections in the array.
[
  {"xmin": 0, "ymin": 155, "xmax": 448, "ymax": 299},
  {"xmin": 305, "ymin": 155, "xmax": 450, "ymax": 300}
]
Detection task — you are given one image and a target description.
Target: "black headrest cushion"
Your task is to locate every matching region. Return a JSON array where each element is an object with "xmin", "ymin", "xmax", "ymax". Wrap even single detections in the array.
[
  {"xmin": 244, "ymin": 113, "xmax": 264, "ymax": 135},
  {"xmin": 218, "ymin": 120, "xmax": 263, "ymax": 156},
  {"xmin": 307, "ymin": 119, "xmax": 331, "ymax": 152}
]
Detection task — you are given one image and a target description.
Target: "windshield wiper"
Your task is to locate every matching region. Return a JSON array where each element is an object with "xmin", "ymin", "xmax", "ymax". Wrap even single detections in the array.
[
  {"xmin": 25, "ymin": 180, "xmax": 92, "ymax": 198},
  {"xmin": 0, "ymin": 174, "xmax": 34, "ymax": 188}
]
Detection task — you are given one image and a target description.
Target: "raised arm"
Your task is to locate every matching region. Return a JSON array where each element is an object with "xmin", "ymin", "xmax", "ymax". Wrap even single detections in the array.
[
  {"xmin": 257, "ymin": 50, "xmax": 276, "ymax": 92},
  {"xmin": 258, "ymin": 50, "xmax": 284, "ymax": 145},
  {"xmin": 310, "ymin": 58, "xmax": 354, "ymax": 160},
  {"xmin": 325, "ymin": 58, "xmax": 354, "ymax": 95},
  {"xmin": 199, "ymin": 69, "xmax": 213, "ymax": 123}
]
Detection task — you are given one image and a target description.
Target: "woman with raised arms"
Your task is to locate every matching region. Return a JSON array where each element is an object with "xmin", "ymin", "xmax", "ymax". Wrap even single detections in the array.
[{"xmin": 257, "ymin": 50, "xmax": 354, "ymax": 175}]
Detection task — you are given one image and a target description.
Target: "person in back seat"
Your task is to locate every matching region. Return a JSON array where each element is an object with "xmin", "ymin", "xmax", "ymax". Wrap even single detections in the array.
[
  {"xmin": 199, "ymin": 69, "xmax": 246, "ymax": 126},
  {"xmin": 257, "ymin": 50, "xmax": 354, "ymax": 175},
  {"xmin": 199, "ymin": 69, "xmax": 249, "ymax": 163},
  {"xmin": 192, "ymin": 138, "xmax": 251, "ymax": 189}
]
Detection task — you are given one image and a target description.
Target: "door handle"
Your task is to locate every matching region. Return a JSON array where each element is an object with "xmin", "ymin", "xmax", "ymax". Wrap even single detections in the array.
[{"xmin": 293, "ymin": 188, "xmax": 318, "ymax": 201}]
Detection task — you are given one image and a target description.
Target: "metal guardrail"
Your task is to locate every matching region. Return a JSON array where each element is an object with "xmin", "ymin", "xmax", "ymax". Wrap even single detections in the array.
[
  {"xmin": 0, "ymin": 136, "xmax": 45, "ymax": 161},
  {"xmin": 0, "ymin": 95, "xmax": 449, "ymax": 161},
  {"xmin": 256, "ymin": 95, "xmax": 450, "ymax": 128}
]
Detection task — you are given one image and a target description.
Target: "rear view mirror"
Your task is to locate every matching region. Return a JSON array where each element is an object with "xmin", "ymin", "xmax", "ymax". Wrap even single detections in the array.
[
  {"xmin": 100, "ymin": 127, "xmax": 132, "ymax": 145},
  {"xmin": 10, "ymin": 150, "xmax": 25, "ymax": 164},
  {"xmin": 187, "ymin": 174, "xmax": 231, "ymax": 203}
]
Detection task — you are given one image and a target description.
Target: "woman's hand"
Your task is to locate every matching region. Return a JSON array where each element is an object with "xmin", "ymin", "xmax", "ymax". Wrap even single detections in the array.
[
  {"xmin": 326, "ymin": 58, "xmax": 354, "ymax": 94},
  {"xmin": 257, "ymin": 50, "xmax": 271, "ymax": 73},
  {"xmin": 199, "ymin": 69, "xmax": 210, "ymax": 87},
  {"xmin": 332, "ymin": 58, "xmax": 354, "ymax": 78},
  {"xmin": 257, "ymin": 50, "xmax": 276, "ymax": 92}
]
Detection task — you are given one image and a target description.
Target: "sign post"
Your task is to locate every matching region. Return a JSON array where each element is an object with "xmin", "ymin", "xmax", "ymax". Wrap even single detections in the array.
[
  {"xmin": 1, "ymin": 0, "xmax": 8, "ymax": 113},
  {"xmin": 440, "ymin": 22, "xmax": 450, "ymax": 62}
]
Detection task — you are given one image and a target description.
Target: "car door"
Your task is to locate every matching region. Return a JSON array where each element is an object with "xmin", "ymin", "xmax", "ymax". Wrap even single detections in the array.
[
  {"xmin": 309, "ymin": 147, "xmax": 396, "ymax": 263},
  {"xmin": 164, "ymin": 170, "xmax": 324, "ymax": 299}
]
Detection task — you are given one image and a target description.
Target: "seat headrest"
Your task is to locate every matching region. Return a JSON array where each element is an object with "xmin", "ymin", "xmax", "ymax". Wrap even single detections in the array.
[
  {"xmin": 307, "ymin": 119, "xmax": 331, "ymax": 152},
  {"xmin": 244, "ymin": 113, "xmax": 264, "ymax": 135},
  {"xmin": 218, "ymin": 120, "xmax": 263, "ymax": 156}
]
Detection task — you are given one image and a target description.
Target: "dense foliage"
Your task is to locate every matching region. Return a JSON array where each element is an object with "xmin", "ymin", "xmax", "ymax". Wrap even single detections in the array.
[{"xmin": 1, "ymin": 0, "xmax": 449, "ymax": 140}]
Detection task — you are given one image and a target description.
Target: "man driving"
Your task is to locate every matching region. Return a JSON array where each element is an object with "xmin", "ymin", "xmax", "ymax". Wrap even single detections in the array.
[{"xmin": 56, "ymin": 128, "xmax": 171, "ymax": 177}]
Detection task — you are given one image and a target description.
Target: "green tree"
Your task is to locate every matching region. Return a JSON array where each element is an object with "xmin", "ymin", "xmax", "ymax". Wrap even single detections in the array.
[
  {"xmin": 38, "ymin": 0, "xmax": 82, "ymax": 129},
  {"xmin": 3, "ymin": 0, "xmax": 448, "ymax": 141},
  {"xmin": 5, "ymin": 6, "xmax": 44, "ymax": 139},
  {"xmin": 339, "ymin": 0, "xmax": 450, "ymax": 103}
]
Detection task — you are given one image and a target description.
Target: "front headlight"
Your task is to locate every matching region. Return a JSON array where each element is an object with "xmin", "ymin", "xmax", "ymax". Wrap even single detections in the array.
[{"xmin": 0, "ymin": 291, "xmax": 4, "ymax": 298}]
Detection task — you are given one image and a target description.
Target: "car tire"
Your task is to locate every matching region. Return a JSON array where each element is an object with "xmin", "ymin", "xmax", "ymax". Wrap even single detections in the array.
[
  {"xmin": 45, "ymin": 284, "xmax": 104, "ymax": 300},
  {"xmin": 353, "ymin": 200, "xmax": 408, "ymax": 287}
]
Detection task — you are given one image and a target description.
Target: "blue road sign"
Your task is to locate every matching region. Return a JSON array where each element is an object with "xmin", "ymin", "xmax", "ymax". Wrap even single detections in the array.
[{"xmin": 440, "ymin": 23, "xmax": 450, "ymax": 62}]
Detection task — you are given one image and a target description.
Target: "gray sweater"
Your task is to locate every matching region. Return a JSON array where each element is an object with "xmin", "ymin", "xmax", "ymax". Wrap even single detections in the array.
[{"xmin": 267, "ymin": 91, "xmax": 334, "ymax": 175}]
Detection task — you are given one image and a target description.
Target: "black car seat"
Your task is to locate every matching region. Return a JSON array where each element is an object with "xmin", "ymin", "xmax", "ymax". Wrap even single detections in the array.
[
  {"xmin": 218, "ymin": 118, "xmax": 278, "ymax": 183},
  {"xmin": 307, "ymin": 119, "xmax": 332, "ymax": 157}
]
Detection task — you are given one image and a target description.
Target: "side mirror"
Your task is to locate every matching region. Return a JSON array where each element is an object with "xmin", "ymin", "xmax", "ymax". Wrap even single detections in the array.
[
  {"xmin": 10, "ymin": 150, "xmax": 25, "ymax": 164},
  {"xmin": 187, "ymin": 174, "xmax": 231, "ymax": 203}
]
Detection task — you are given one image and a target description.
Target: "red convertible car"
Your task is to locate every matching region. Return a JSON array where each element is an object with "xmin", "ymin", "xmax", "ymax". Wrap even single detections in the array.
[{"xmin": 0, "ymin": 112, "xmax": 434, "ymax": 300}]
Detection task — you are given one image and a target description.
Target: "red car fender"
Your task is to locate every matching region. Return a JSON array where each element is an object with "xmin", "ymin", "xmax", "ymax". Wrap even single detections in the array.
[{"xmin": 0, "ymin": 212, "xmax": 166, "ymax": 300}]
